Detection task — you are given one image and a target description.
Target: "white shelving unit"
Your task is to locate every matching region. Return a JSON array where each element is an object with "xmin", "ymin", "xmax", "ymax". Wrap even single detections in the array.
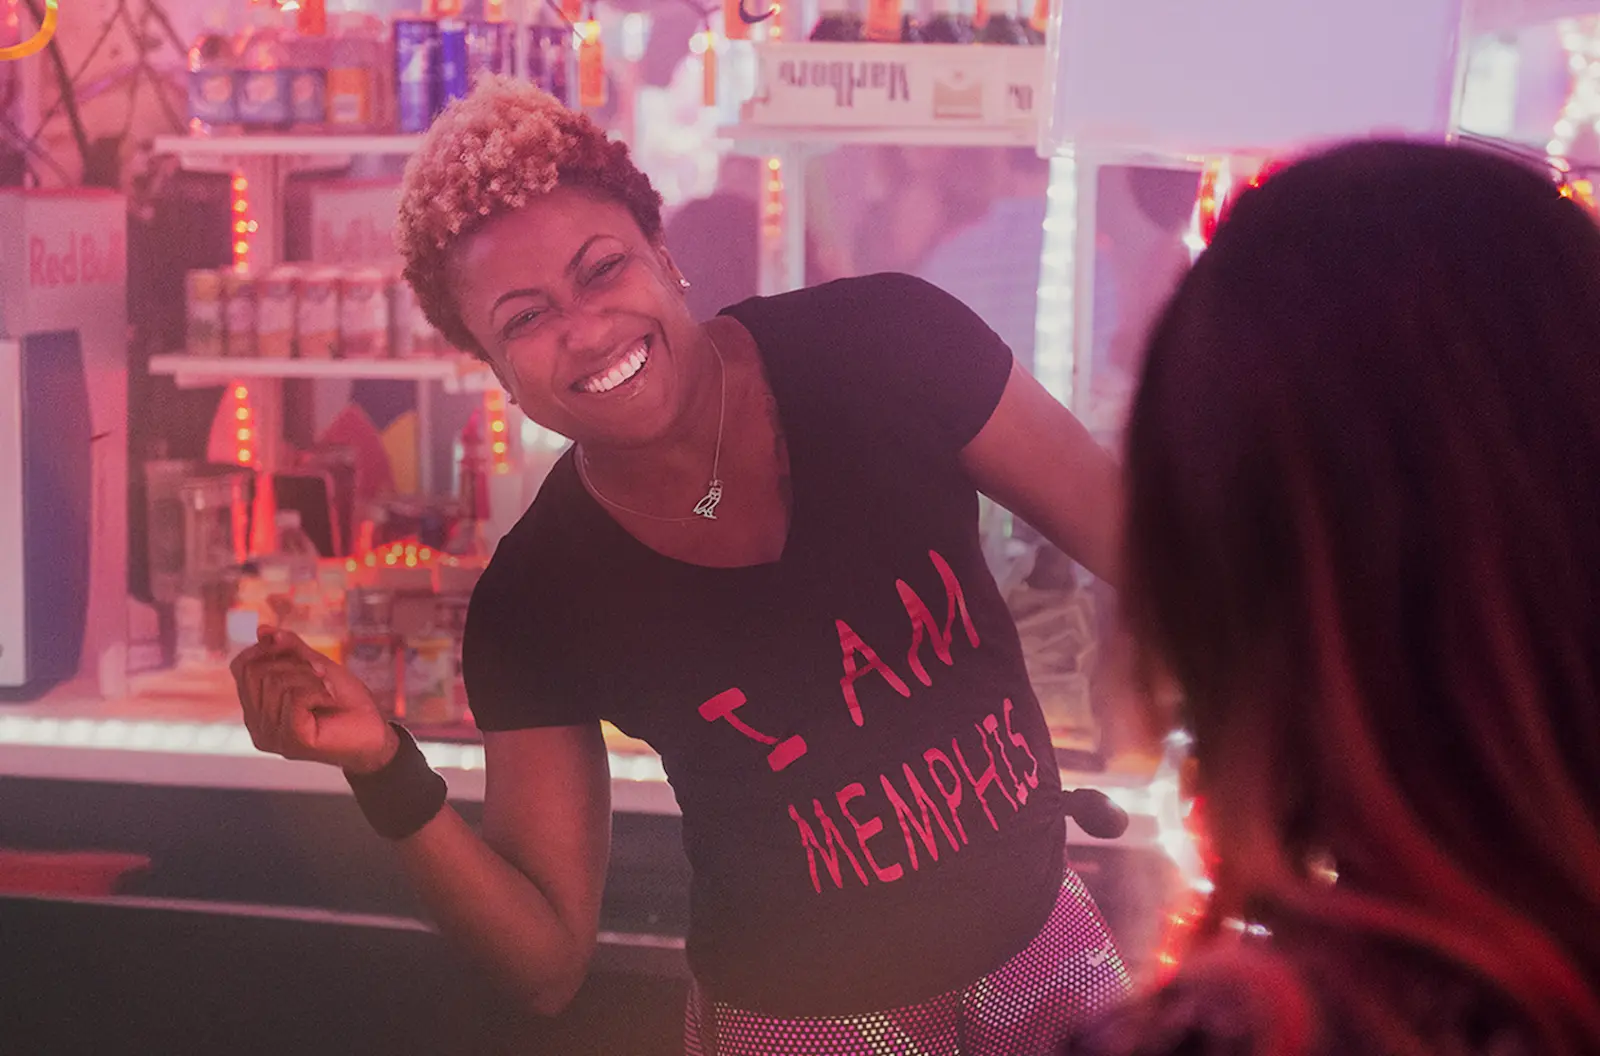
[
  {"xmin": 718, "ymin": 42, "xmax": 1090, "ymax": 401},
  {"xmin": 148, "ymin": 354, "xmax": 494, "ymax": 393},
  {"xmin": 151, "ymin": 134, "xmax": 456, "ymax": 491}
]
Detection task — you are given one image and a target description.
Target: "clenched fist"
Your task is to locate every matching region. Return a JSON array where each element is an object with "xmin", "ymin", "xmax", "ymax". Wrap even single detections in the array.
[{"xmin": 231, "ymin": 628, "xmax": 399, "ymax": 775}]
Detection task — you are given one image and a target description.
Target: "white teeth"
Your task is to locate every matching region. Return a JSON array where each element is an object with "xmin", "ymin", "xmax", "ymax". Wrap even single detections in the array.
[{"xmin": 582, "ymin": 343, "xmax": 648, "ymax": 394}]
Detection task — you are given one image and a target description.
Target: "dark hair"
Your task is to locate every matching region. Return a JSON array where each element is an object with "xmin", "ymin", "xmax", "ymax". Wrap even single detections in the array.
[{"xmin": 1123, "ymin": 140, "xmax": 1600, "ymax": 1052}]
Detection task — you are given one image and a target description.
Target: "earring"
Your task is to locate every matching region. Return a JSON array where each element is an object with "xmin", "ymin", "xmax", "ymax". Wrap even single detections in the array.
[{"xmin": 679, "ymin": 277, "xmax": 692, "ymax": 290}]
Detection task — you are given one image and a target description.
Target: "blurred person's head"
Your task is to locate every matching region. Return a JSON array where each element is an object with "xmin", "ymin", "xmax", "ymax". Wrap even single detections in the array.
[{"xmin": 1122, "ymin": 140, "xmax": 1600, "ymax": 1052}]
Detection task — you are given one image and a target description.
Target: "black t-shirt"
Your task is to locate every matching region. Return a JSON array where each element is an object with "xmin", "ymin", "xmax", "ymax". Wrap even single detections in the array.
[{"xmin": 463, "ymin": 273, "xmax": 1067, "ymax": 1016}]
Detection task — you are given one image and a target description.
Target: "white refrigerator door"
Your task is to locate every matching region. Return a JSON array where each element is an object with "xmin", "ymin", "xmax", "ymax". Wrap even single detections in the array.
[{"xmin": 0, "ymin": 339, "xmax": 26, "ymax": 687}]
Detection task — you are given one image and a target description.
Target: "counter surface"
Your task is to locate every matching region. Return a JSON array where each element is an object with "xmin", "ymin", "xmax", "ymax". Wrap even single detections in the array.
[{"xmin": 0, "ymin": 667, "xmax": 1167, "ymax": 843}]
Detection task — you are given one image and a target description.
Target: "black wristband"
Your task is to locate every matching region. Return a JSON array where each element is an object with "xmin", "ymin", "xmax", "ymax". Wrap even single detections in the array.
[{"xmin": 345, "ymin": 723, "xmax": 449, "ymax": 840}]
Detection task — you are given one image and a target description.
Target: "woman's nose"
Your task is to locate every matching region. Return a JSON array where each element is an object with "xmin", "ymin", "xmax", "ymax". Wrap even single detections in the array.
[{"xmin": 557, "ymin": 303, "xmax": 617, "ymax": 354}]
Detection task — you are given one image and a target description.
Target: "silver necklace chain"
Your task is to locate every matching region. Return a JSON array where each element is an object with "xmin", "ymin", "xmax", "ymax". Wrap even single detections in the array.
[{"xmin": 576, "ymin": 333, "xmax": 727, "ymax": 523}]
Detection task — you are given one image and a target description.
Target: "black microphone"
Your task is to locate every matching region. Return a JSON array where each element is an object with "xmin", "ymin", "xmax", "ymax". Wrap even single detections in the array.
[{"xmin": 1062, "ymin": 788, "xmax": 1130, "ymax": 840}]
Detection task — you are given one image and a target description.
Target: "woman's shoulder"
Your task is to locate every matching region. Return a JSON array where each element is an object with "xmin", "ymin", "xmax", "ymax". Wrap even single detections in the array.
[
  {"xmin": 720, "ymin": 272, "xmax": 965, "ymax": 332},
  {"xmin": 472, "ymin": 451, "xmax": 591, "ymax": 600}
]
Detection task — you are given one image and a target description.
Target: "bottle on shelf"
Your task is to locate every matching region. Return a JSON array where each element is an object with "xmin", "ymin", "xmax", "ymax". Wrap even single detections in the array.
[
  {"xmin": 256, "ymin": 509, "xmax": 322, "ymax": 632},
  {"xmin": 235, "ymin": 3, "xmax": 293, "ymax": 132},
  {"xmin": 327, "ymin": 9, "xmax": 389, "ymax": 131},
  {"xmin": 438, "ymin": 17, "xmax": 471, "ymax": 106},
  {"xmin": 976, "ymin": 0, "xmax": 1031, "ymax": 44},
  {"xmin": 446, "ymin": 413, "xmax": 492, "ymax": 559},
  {"xmin": 917, "ymin": 0, "xmax": 975, "ymax": 43},
  {"xmin": 345, "ymin": 584, "xmax": 399, "ymax": 717},
  {"xmin": 298, "ymin": 0, "xmax": 328, "ymax": 36},
  {"xmin": 403, "ymin": 610, "xmax": 460, "ymax": 725},
  {"xmin": 299, "ymin": 563, "xmax": 349, "ymax": 664},
  {"xmin": 394, "ymin": 15, "xmax": 441, "ymax": 133},
  {"xmin": 187, "ymin": 11, "xmax": 240, "ymax": 135},
  {"xmin": 523, "ymin": 0, "xmax": 572, "ymax": 106},
  {"xmin": 811, "ymin": 0, "xmax": 865, "ymax": 42},
  {"xmin": 864, "ymin": 0, "xmax": 904, "ymax": 41},
  {"xmin": 283, "ymin": 0, "xmax": 329, "ymax": 132}
]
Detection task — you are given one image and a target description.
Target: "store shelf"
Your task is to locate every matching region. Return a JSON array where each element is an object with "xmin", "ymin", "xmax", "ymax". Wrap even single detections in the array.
[
  {"xmin": 149, "ymin": 353, "xmax": 497, "ymax": 392},
  {"xmin": 152, "ymin": 134, "xmax": 425, "ymax": 158},
  {"xmin": 723, "ymin": 123, "xmax": 1038, "ymax": 148}
]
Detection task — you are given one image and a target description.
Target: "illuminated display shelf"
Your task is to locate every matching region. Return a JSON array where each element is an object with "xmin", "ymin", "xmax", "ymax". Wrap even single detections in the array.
[
  {"xmin": 0, "ymin": 707, "xmax": 1161, "ymax": 841},
  {"xmin": 148, "ymin": 353, "xmax": 497, "ymax": 393}
]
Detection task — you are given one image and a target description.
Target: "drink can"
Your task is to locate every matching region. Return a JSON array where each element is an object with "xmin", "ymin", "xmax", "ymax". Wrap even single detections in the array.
[
  {"xmin": 339, "ymin": 267, "xmax": 391, "ymax": 359},
  {"xmin": 257, "ymin": 266, "xmax": 300, "ymax": 359},
  {"xmin": 403, "ymin": 633, "xmax": 459, "ymax": 725},
  {"xmin": 526, "ymin": 25, "xmax": 571, "ymax": 106},
  {"xmin": 389, "ymin": 273, "xmax": 441, "ymax": 359},
  {"xmin": 235, "ymin": 68, "xmax": 291, "ymax": 129},
  {"xmin": 438, "ymin": 19, "xmax": 470, "ymax": 104},
  {"xmin": 327, "ymin": 66, "xmax": 375, "ymax": 128},
  {"xmin": 185, "ymin": 269, "xmax": 225, "ymax": 357},
  {"xmin": 287, "ymin": 68, "xmax": 327, "ymax": 129},
  {"xmin": 297, "ymin": 268, "xmax": 341, "ymax": 360},
  {"xmin": 395, "ymin": 17, "xmax": 440, "ymax": 132},
  {"xmin": 347, "ymin": 635, "xmax": 398, "ymax": 716},
  {"xmin": 222, "ymin": 269, "xmax": 257, "ymax": 358},
  {"xmin": 188, "ymin": 68, "xmax": 237, "ymax": 128}
]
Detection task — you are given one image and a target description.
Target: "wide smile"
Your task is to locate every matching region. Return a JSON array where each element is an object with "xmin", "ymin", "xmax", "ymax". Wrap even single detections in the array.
[{"xmin": 573, "ymin": 336, "xmax": 652, "ymax": 396}]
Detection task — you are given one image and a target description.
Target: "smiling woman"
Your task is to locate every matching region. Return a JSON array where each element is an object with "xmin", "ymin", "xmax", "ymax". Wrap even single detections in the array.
[{"xmin": 230, "ymin": 74, "xmax": 1131, "ymax": 1055}]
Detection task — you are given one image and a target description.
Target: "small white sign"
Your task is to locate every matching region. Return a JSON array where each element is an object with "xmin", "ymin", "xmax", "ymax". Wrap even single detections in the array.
[
  {"xmin": 307, "ymin": 181, "xmax": 403, "ymax": 268},
  {"xmin": 740, "ymin": 42, "xmax": 1048, "ymax": 136}
]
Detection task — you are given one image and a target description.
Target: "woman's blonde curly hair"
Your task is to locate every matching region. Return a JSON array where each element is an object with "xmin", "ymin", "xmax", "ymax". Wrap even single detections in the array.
[{"xmin": 394, "ymin": 75, "xmax": 664, "ymax": 356}]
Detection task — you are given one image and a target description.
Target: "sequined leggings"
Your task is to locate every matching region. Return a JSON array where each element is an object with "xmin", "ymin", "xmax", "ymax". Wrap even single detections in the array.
[{"xmin": 683, "ymin": 868, "xmax": 1131, "ymax": 1056}]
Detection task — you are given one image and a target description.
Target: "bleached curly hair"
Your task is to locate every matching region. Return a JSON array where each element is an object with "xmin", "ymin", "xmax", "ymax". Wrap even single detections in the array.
[{"xmin": 395, "ymin": 76, "xmax": 664, "ymax": 357}]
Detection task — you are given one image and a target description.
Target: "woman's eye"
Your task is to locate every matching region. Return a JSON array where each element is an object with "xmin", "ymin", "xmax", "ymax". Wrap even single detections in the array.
[
  {"xmin": 501, "ymin": 308, "xmax": 543, "ymax": 339},
  {"xmin": 586, "ymin": 255, "xmax": 626, "ymax": 283}
]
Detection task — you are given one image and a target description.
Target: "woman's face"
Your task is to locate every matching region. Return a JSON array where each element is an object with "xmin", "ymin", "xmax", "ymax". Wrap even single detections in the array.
[{"xmin": 448, "ymin": 185, "xmax": 704, "ymax": 449}]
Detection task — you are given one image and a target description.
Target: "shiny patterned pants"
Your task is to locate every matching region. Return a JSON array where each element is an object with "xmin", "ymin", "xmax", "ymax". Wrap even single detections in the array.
[{"xmin": 683, "ymin": 868, "xmax": 1131, "ymax": 1056}]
